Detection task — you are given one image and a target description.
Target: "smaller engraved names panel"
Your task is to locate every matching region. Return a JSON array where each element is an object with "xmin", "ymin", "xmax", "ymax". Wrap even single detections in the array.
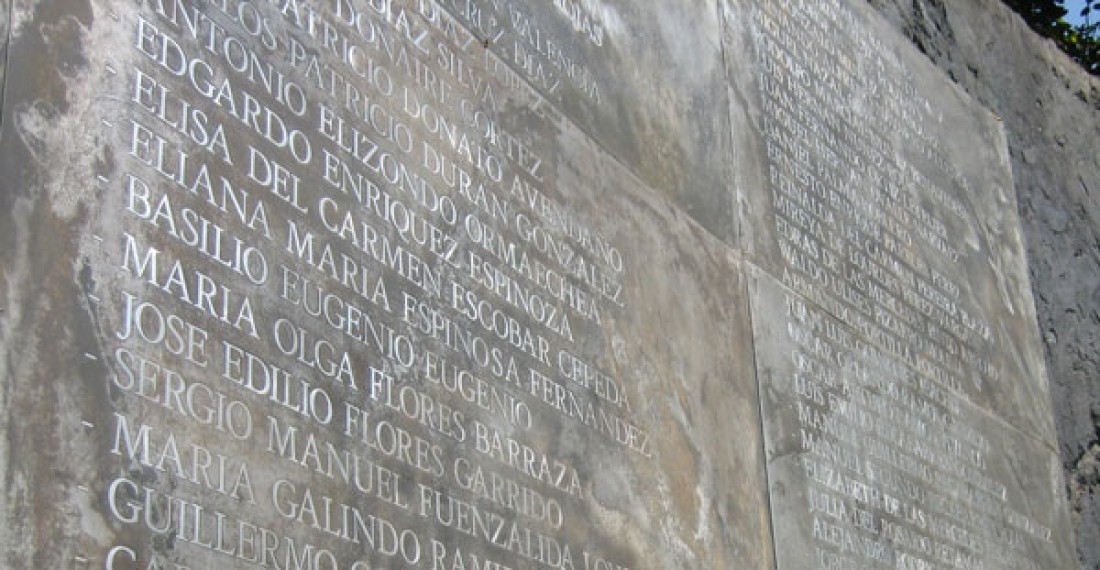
[
  {"xmin": 0, "ymin": 0, "xmax": 771, "ymax": 568},
  {"xmin": 721, "ymin": 0, "xmax": 1076, "ymax": 568},
  {"xmin": 749, "ymin": 271, "xmax": 1072, "ymax": 569},
  {"xmin": 435, "ymin": 0, "xmax": 738, "ymax": 242},
  {"xmin": 727, "ymin": 0, "xmax": 1054, "ymax": 436}
]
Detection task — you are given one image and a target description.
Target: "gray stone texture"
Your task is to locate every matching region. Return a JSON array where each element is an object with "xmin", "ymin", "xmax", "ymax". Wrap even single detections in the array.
[
  {"xmin": 725, "ymin": 0, "xmax": 1055, "ymax": 440},
  {"xmin": 722, "ymin": 0, "xmax": 1074, "ymax": 567},
  {"xmin": 749, "ymin": 269, "xmax": 1075, "ymax": 569},
  {"xmin": 0, "ymin": 0, "xmax": 770, "ymax": 567},
  {"xmin": 862, "ymin": 1, "xmax": 1100, "ymax": 567},
  {"xmin": 437, "ymin": 0, "xmax": 739, "ymax": 243},
  {"xmin": 0, "ymin": 0, "xmax": 1090, "ymax": 568}
]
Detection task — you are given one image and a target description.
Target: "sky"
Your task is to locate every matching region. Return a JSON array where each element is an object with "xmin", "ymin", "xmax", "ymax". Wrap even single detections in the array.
[{"xmin": 1064, "ymin": 0, "xmax": 1092, "ymax": 26}]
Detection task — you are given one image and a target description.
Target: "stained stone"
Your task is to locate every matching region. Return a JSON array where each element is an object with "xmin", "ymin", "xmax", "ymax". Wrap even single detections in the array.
[
  {"xmin": 724, "ymin": 0, "xmax": 1056, "ymax": 439},
  {"xmin": 0, "ymin": 0, "xmax": 1077, "ymax": 569},
  {"xmin": 435, "ymin": 0, "xmax": 738, "ymax": 242}
]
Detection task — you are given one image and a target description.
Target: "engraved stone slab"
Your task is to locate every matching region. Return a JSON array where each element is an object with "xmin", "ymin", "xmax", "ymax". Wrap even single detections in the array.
[
  {"xmin": 724, "ymin": 0, "xmax": 1054, "ymax": 440},
  {"xmin": 0, "ymin": 0, "xmax": 770, "ymax": 568},
  {"xmin": 0, "ymin": 0, "xmax": 1079, "ymax": 568},
  {"xmin": 435, "ymin": 0, "xmax": 738, "ymax": 242},
  {"xmin": 749, "ymin": 269, "xmax": 1075, "ymax": 569},
  {"xmin": 720, "ymin": 0, "xmax": 1076, "ymax": 568}
]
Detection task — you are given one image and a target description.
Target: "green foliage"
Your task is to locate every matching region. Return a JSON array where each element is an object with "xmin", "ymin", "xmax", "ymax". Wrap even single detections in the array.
[{"xmin": 1003, "ymin": 0, "xmax": 1100, "ymax": 74}]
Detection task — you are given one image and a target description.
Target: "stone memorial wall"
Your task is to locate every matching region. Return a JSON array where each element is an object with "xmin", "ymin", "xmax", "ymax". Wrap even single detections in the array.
[
  {"xmin": 0, "ymin": 0, "xmax": 1077, "ymax": 568},
  {"xmin": 724, "ymin": 1, "xmax": 1074, "ymax": 566}
]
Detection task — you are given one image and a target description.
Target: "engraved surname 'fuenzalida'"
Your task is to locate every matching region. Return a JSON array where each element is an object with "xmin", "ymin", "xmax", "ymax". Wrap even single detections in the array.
[{"xmin": 416, "ymin": 482, "xmax": 577, "ymax": 569}]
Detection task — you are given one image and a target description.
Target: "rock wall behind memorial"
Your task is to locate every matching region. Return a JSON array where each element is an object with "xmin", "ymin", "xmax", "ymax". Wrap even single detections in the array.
[{"xmin": 0, "ymin": 0, "xmax": 1082, "ymax": 569}]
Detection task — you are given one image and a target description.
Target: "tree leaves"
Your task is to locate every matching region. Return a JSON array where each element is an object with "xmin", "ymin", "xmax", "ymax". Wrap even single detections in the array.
[{"xmin": 1003, "ymin": 0, "xmax": 1099, "ymax": 74}]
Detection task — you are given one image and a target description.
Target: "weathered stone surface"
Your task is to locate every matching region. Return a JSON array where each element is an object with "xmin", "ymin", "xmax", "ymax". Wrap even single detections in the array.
[
  {"xmin": 0, "ymin": 1, "xmax": 769, "ymax": 567},
  {"xmin": 0, "ymin": 1, "xmax": 9, "ymax": 103},
  {"xmin": 0, "ymin": 0, "xmax": 1083, "ymax": 568},
  {"xmin": 725, "ymin": 0, "xmax": 1055, "ymax": 441},
  {"xmin": 750, "ymin": 269, "xmax": 1075, "ymax": 569},
  {"xmin": 860, "ymin": 1, "xmax": 1100, "ymax": 566},
  {"xmin": 722, "ymin": 0, "xmax": 1075, "ymax": 567}
]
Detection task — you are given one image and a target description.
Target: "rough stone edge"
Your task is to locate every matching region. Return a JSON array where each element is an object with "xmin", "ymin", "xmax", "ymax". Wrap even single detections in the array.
[{"xmin": 0, "ymin": 0, "xmax": 9, "ymax": 130}]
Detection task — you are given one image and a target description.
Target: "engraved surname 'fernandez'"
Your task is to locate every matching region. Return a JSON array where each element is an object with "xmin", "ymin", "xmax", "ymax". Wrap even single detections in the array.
[{"xmin": 527, "ymin": 367, "xmax": 651, "ymax": 457}]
